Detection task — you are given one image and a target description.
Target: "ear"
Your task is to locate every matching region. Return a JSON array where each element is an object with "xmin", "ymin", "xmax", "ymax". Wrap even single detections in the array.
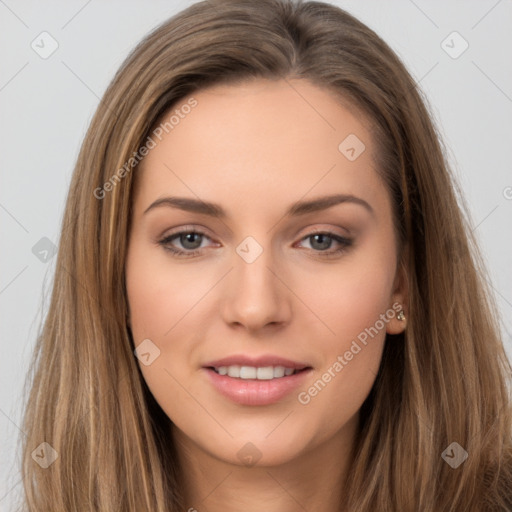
[{"xmin": 386, "ymin": 259, "xmax": 408, "ymax": 335}]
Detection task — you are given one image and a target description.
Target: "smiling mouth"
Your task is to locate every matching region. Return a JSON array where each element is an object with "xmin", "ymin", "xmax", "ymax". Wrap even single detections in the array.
[{"xmin": 207, "ymin": 365, "xmax": 310, "ymax": 380}]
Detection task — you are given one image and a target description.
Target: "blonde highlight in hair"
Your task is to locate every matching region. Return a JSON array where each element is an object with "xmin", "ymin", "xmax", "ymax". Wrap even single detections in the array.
[{"xmin": 19, "ymin": 0, "xmax": 512, "ymax": 510}]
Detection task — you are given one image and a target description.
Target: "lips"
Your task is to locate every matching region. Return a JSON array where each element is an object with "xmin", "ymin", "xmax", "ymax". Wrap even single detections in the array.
[{"xmin": 202, "ymin": 354, "xmax": 313, "ymax": 406}]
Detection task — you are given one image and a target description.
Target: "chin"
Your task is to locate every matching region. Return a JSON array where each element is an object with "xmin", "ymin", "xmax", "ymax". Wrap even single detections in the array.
[{"xmin": 206, "ymin": 428, "xmax": 314, "ymax": 468}]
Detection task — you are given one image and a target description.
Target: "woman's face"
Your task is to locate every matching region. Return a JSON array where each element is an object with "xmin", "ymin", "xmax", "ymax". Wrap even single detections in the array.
[{"xmin": 125, "ymin": 78, "xmax": 406, "ymax": 467}]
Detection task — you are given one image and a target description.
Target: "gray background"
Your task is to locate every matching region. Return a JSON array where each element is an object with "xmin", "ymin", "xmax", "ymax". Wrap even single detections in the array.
[{"xmin": 1, "ymin": 0, "xmax": 511, "ymax": 509}]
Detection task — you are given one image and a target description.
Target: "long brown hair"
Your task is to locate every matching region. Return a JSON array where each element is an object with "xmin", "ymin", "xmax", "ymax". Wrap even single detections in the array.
[{"xmin": 19, "ymin": 0, "xmax": 512, "ymax": 510}]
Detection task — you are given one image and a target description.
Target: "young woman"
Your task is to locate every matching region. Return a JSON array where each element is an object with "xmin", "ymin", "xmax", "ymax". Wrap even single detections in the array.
[{"xmin": 19, "ymin": 0, "xmax": 512, "ymax": 510}]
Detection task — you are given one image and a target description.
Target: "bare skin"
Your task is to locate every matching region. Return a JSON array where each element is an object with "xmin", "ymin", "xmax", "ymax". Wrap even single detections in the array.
[{"xmin": 125, "ymin": 78, "xmax": 407, "ymax": 512}]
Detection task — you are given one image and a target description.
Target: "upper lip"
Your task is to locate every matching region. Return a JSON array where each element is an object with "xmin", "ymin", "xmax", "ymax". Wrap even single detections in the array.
[{"xmin": 203, "ymin": 354, "xmax": 312, "ymax": 370}]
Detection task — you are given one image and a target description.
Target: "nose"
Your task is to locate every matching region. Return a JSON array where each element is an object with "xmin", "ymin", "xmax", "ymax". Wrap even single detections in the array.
[{"xmin": 220, "ymin": 245, "xmax": 292, "ymax": 334}]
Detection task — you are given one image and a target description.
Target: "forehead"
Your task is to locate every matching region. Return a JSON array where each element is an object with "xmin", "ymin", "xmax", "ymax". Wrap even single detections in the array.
[{"xmin": 135, "ymin": 78, "xmax": 386, "ymax": 217}]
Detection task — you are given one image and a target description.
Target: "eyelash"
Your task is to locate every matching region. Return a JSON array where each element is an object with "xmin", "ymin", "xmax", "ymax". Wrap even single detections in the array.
[{"xmin": 158, "ymin": 228, "xmax": 353, "ymax": 259}]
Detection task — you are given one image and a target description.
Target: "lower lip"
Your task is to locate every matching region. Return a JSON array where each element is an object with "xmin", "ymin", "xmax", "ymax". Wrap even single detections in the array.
[{"xmin": 203, "ymin": 368, "xmax": 312, "ymax": 406}]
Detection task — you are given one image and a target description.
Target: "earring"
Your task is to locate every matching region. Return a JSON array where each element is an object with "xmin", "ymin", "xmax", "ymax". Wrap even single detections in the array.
[{"xmin": 397, "ymin": 310, "xmax": 405, "ymax": 321}]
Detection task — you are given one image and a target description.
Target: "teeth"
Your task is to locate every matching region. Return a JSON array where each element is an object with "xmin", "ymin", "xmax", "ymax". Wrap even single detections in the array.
[
  {"xmin": 214, "ymin": 365, "xmax": 300, "ymax": 380},
  {"xmin": 269, "ymin": 366, "xmax": 285, "ymax": 378},
  {"xmin": 240, "ymin": 366, "xmax": 257, "ymax": 379},
  {"xmin": 227, "ymin": 365, "xmax": 240, "ymax": 378}
]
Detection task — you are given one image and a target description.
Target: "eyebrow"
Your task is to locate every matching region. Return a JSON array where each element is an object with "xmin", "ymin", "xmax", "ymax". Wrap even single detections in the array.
[{"xmin": 143, "ymin": 193, "xmax": 374, "ymax": 218}]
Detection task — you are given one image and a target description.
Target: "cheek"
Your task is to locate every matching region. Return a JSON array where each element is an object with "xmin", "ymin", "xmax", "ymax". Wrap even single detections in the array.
[
  {"xmin": 125, "ymin": 246, "xmax": 198, "ymax": 422},
  {"xmin": 125, "ymin": 244, "xmax": 200, "ymax": 338},
  {"xmin": 292, "ymin": 254, "xmax": 394, "ymax": 415},
  {"xmin": 303, "ymin": 252, "xmax": 395, "ymax": 347},
  {"xmin": 125, "ymin": 242, "xmax": 216, "ymax": 390}
]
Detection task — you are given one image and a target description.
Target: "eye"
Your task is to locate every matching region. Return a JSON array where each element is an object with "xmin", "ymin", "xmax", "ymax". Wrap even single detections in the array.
[
  {"xmin": 295, "ymin": 231, "xmax": 352, "ymax": 257},
  {"xmin": 159, "ymin": 228, "xmax": 214, "ymax": 258}
]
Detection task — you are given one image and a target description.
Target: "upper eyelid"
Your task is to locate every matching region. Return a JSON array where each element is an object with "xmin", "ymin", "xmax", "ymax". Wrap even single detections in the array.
[{"xmin": 160, "ymin": 226, "xmax": 215, "ymax": 242}]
